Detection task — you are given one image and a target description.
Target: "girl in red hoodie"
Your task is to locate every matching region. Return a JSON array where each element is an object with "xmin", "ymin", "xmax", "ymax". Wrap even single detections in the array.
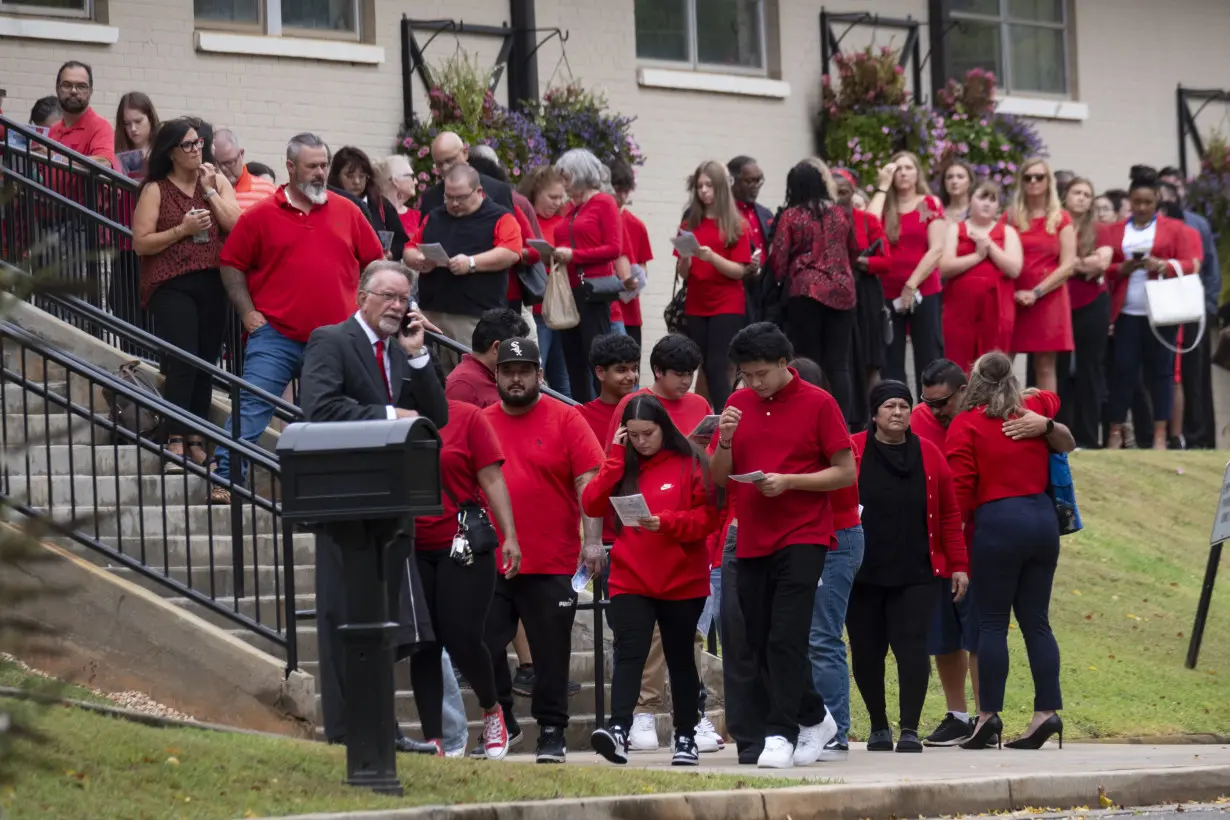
[{"xmin": 582, "ymin": 394, "xmax": 719, "ymax": 766}]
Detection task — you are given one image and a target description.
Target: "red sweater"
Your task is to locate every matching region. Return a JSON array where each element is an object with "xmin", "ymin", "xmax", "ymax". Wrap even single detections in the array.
[
  {"xmin": 830, "ymin": 433, "xmax": 861, "ymax": 531},
  {"xmin": 945, "ymin": 390, "xmax": 1060, "ymax": 519},
  {"xmin": 581, "ymin": 450, "xmax": 718, "ymax": 599},
  {"xmin": 1104, "ymin": 215, "xmax": 1197, "ymax": 322},
  {"xmin": 853, "ymin": 209, "xmax": 892, "ymax": 276},
  {"xmin": 851, "ymin": 431, "xmax": 967, "ymax": 577},
  {"xmin": 558, "ymin": 192, "xmax": 622, "ymax": 287}
]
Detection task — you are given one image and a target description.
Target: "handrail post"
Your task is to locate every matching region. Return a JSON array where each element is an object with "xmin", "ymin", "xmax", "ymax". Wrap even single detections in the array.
[
  {"xmin": 229, "ymin": 380, "xmax": 245, "ymax": 600},
  {"xmin": 282, "ymin": 516, "xmax": 299, "ymax": 675},
  {"xmin": 592, "ymin": 551, "xmax": 609, "ymax": 729}
]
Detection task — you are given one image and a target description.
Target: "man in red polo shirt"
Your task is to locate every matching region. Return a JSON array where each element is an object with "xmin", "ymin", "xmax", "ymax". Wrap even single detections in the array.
[
  {"xmin": 47, "ymin": 61, "xmax": 116, "ymax": 169},
  {"xmin": 212, "ymin": 127, "xmax": 279, "ymax": 213},
  {"xmin": 711, "ymin": 322, "xmax": 854, "ymax": 769},
  {"xmin": 445, "ymin": 307, "xmax": 528, "ymax": 409},
  {"xmin": 213, "ymin": 132, "xmax": 385, "ymax": 496},
  {"xmin": 602, "ymin": 334, "xmax": 710, "ymax": 453}
]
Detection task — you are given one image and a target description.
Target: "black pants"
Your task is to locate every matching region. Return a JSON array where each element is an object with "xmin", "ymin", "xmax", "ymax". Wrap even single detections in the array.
[
  {"xmin": 560, "ymin": 289, "xmax": 613, "ymax": 403},
  {"xmin": 972, "ymin": 494, "xmax": 1062, "ymax": 713},
  {"xmin": 109, "ymin": 249, "xmax": 152, "ymax": 353},
  {"xmin": 719, "ymin": 524, "xmax": 760, "ymax": 752},
  {"xmin": 846, "ymin": 581, "xmax": 938, "ymax": 733},
  {"xmin": 786, "ymin": 297, "xmax": 856, "ymax": 421},
  {"xmin": 885, "ymin": 293, "xmax": 943, "ymax": 398},
  {"xmin": 736, "ymin": 543, "xmax": 827, "ymax": 744},
  {"xmin": 1057, "ymin": 291, "xmax": 1110, "ymax": 449},
  {"xmin": 685, "ymin": 312, "xmax": 745, "ymax": 411},
  {"xmin": 1181, "ymin": 314, "xmax": 1216, "ymax": 448},
  {"xmin": 1108, "ymin": 314, "xmax": 1177, "ymax": 424},
  {"xmin": 483, "ymin": 573, "xmax": 577, "ymax": 730},
  {"xmin": 409, "ymin": 548, "xmax": 498, "ymax": 740},
  {"xmin": 147, "ymin": 268, "xmax": 227, "ymax": 437},
  {"xmin": 608, "ymin": 594, "xmax": 706, "ymax": 736},
  {"xmin": 626, "ymin": 324, "xmax": 642, "ymax": 350}
]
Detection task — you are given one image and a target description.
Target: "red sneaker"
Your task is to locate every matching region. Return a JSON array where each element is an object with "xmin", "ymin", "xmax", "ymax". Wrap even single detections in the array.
[
  {"xmin": 482, "ymin": 707, "xmax": 509, "ymax": 760},
  {"xmin": 427, "ymin": 738, "xmax": 444, "ymax": 757}
]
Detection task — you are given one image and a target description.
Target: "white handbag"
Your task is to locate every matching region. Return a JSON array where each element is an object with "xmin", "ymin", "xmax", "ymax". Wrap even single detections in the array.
[{"xmin": 1144, "ymin": 260, "xmax": 1205, "ymax": 354}]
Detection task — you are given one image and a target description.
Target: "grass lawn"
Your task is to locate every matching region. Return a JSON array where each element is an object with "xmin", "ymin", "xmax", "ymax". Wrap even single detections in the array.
[
  {"xmin": 850, "ymin": 449, "xmax": 1230, "ymax": 740},
  {"xmin": 0, "ymin": 696, "xmax": 802, "ymax": 820}
]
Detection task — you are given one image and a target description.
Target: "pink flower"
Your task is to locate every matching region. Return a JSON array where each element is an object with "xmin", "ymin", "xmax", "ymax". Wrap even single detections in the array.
[
  {"xmin": 957, "ymin": 142, "xmax": 969, "ymax": 153},
  {"xmin": 1003, "ymin": 175, "xmax": 1015, "ymax": 186},
  {"xmin": 417, "ymin": 146, "xmax": 430, "ymax": 158},
  {"xmin": 418, "ymin": 172, "xmax": 430, "ymax": 181},
  {"xmin": 822, "ymin": 74, "xmax": 832, "ymax": 87},
  {"xmin": 513, "ymin": 166, "xmax": 521, "ymax": 176},
  {"xmin": 402, "ymin": 138, "xmax": 413, "ymax": 149},
  {"xmin": 1007, "ymin": 162, "xmax": 1017, "ymax": 172},
  {"xmin": 881, "ymin": 45, "xmax": 893, "ymax": 56},
  {"xmin": 894, "ymin": 65, "xmax": 904, "ymax": 75},
  {"xmin": 882, "ymin": 126, "xmax": 890, "ymax": 134},
  {"xmin": 1001, "ymin": 144, "xmax": 1010, "ymax": 152}
]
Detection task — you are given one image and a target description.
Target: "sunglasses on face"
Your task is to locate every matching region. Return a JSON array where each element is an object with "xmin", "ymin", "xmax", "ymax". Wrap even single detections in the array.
[
  {"xmin": 1023, "ymin": 173, "xmax": 1048, "ymax": 183},
  {"xmin": 922, "ymin": 392, "xmax": 954, "ymax": 409}
]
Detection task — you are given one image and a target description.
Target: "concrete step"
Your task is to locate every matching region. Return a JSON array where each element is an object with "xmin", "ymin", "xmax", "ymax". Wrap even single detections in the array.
[
  {"xmin": 4, "ymin": 473, "xmax": 212, "ymax": 506},
  {"xmin": 4, "ymin": 444, "xmax": 164, "ymax": 476},
  {"xmin": 106, "ymin": 564, "xmax": 315, "ymax": 600},
  {"xmin": 172, "ymin": 592, "xmax": 314, "ymax": 631},
  {"xmin": 53, "ymin": 532, "xmax": 316, "ymax": 568},
  {"xmin": 0, "ymin": 353, "xmax": 69, "ymax": 383},
  {"xmin": 0, "ymin": 414, "xmax": 108, "ymax": 446},
  {"xmin": 292, "ymin": 651, "xmax": 612, "ymax": 688},
  {"xmin": 312, "ymin": 682, "xmax": 613, "ymax": 725},
  {"xmin": 1, "ymin": 380, "xmax": 104, "ymax": 414},
  {"xmin": 25, "ymin": 503, "xmax": 277, "ymax": 538}
]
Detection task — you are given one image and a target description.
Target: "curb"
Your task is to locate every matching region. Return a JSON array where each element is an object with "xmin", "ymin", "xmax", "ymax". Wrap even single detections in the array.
[{"xmin": 257, "ymin": 763, "xmax": 1230, "ymax": 820}]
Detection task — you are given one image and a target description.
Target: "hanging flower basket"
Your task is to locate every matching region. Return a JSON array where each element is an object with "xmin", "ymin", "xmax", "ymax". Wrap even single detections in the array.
[{"xmin": 523, "ymin": 83, "xmax": 645, "ymax": 170}]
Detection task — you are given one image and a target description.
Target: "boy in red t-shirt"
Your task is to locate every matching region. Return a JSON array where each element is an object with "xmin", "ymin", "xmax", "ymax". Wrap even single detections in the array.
[{"xmin": 711, "ymin": 323, "xmax": 855, "ymax": 769}]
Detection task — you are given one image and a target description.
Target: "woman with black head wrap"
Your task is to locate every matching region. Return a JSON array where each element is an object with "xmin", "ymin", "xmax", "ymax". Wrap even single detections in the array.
[{"xmin": 846, "ymin": 380, "xmax": 968, "ymax": 753}]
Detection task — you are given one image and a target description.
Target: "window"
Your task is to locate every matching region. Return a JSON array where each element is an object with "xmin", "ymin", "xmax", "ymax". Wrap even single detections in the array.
[
  {"xmin": 194, "ymin": 0, "xmax": 359, "ymax": 38},
  {"xmin": 0, "ymin": 0, "xmax": 91, "ymax": 17},
  {"xmin": 634, "ymin": 0, "xmax": 766, "ymax": 73},
  {"xmin": 948, "ymin": 0, "xmax": 1069, "ymax": 95}
]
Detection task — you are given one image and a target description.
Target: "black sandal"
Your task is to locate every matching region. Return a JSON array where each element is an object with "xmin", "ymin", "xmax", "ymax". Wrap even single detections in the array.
[
  {"xmin": 185, "ymin": 437, "xmax": 209, "ymax": 467},
  {"xmin": 164, "ymin": 436, "xmax": 187, "ymax": 475}
]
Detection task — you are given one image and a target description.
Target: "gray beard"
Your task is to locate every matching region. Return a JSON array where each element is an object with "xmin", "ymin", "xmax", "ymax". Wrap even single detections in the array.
[{"xmin": 296, "ymin": 181, "xmax": 328, "ymax": 205}]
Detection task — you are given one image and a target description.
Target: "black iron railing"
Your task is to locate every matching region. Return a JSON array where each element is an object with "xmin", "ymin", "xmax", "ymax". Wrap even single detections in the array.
[{"xmin": 0, "ymin": 321, "xmax": 298, "ymax": 676}]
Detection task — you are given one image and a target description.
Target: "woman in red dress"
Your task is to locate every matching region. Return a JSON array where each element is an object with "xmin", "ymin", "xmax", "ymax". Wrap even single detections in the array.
[
  {"xmin": 869, "ymin": 151, "xmax": 946, "ymax": 396},
  {"xmin": 940, "ymin": 160, "xmax": 975, "ymax": 223},
  {"xmin": 939, "ymin": 181, "xmax": 1023, "ymax": 374},
  {"xmin": 1007, "ymin": 158, "xmax": 1077, "ymax": 393}
]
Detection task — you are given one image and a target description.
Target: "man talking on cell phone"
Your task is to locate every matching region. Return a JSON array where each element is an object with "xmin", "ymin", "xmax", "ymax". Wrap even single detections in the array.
[{"xmin": 300, "ymin": 259, "xmax": 450, "ymax": 754}]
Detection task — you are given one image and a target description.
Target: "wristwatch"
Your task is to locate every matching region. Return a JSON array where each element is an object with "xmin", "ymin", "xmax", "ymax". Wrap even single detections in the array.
[
  {"xmin": 1045, "ymin": 418, "xmax": 1055, "ymax": 435},
  {"xmin": 203, "ymin": 188, "xmax": 217, "ymax": 199},
  {"xmin": 1033, "ymin": 286, "xmax": 1044, "ymax": 299},
  {"xmin": 467, "ymin": 256, "xmax": 476, "ymax": 274}
]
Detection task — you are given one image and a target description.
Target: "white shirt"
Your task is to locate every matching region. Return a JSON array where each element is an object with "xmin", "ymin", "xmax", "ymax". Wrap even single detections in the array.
[
  {"xmin": 1121, "ymin": 218, "xmax": 1157, "ymax": 317},
  {"xmin": 353, "ymin": 312, "xmax": 430, "ymax": 420}
]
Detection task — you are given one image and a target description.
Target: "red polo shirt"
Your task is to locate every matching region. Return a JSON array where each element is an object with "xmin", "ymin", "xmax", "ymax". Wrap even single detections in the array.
[
  {"xmin": 604, "ymin": 387, "xmax": 712, "ymax": 454},
  {"xmin": 911, "ymin": 403, "xmax": 948, "ymax": 449},
  {"xmin": 48, "ymin": 107, "xmax": 117, "ymax": 169},
  {"xmin": 724, "ymin": 371, "xmax": 851, "ymax": 557},
  {"xmin": 621, "ymin": 209, "xmax": 653, "ymax": 328},
  {"xmin": 445, "ymin": 354, "xmax": 500, "ymax": 409},
  {"xmin": 415, "ymin": 401, "xmax": 505, "ymax": 550},
  {"xmin": 220, "ymin": 187, "xmax": 384, "ymax": 343}
]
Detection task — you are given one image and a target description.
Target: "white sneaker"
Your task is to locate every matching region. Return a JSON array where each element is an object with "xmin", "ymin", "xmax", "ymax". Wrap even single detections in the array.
[
  {"xmin": 794, "ymin": 710, "xmax": 838, "ymax": 766},
  {"xmin": 628, "ymin": 713, "xmax": 659, "ymax": 752},
  {"xmin": 695, "ymin": 715, "xmax": 725, "ymax": 752},
  {"xmin": 757, "ymin": 735, "xmax": 795, "ymax": 769}
]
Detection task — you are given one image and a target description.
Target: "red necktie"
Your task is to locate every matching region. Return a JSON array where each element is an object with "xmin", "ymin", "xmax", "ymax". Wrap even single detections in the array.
[{"xmin": 374, "ymin": 339, "xmax": 392, "ymax": 401}]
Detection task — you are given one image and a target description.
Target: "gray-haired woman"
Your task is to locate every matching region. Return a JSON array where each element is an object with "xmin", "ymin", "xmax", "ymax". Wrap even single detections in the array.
[{"xmin": 548, "ymin": 148, "xmax": 627, "ymax": 402}]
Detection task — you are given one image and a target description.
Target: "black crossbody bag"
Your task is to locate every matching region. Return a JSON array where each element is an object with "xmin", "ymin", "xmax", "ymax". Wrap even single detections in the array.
[{"xmin": 568, "ymin": 200, "xmax": 622, "ymax": 303}]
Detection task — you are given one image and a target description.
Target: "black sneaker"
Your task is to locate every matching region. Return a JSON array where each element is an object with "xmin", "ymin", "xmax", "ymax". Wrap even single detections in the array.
[
  {"xmin": 512, "ymin": 664, "xmax": 535, "ymax": 697},
  {"xmin": 737, "ymin": 745, "xmax": 762, "ymax": 765},
  {"xmin": 671, "ymin": 732, "xmax": 700, "ymax": 766},
  {"xmin": 820, "ymin": 738, "xmax": 849, "ymax": 761},
  {"xmin": 1168, "ymin": 435, "xmax": 1186, "ymax": 451},
  {"xmin": 471, "ymin": 725, "xmax": 521, "ymax": 759},
  {"xmin": 591, "ymin": 726, "xmax": 629, "ymax": 764},
  {"xmin": 568, "ymin": 679, "xmax": 581, "ymax": 697},
  {"xmin": 535, "ymin": 725, "xmax": 567, "ymax": 764},
  {"xmin": 923, "ymin": 713, "xmax": 975, "ymax": 747},
  {"xmin": 867, "ymin": 728, "xmax": 894, "ymax": 751},
  {"xmin": 896, "ymin": 729, "xmax": 923, "ymax": 753}
]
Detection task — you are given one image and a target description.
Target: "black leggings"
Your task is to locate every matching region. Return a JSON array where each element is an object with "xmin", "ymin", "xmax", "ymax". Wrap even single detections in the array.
[
  {"xmin": 1057, "ymin": 292, "xmax": 1110, "ymax": 449},
  {"xmin": 560, "ymin": 287, "xmax": 613, "ymax": 403},
  {"xmin": 608, "ymin": 594, "xmax": 706, "ymax": 736},
  {"xmin": 685, "ymin": 312, "xmax": 744, "ymax": 411},
  {"xmin": 147, "ymin": 268, "xmax": 227, "ymax": 437},
  {"xmin": 885, "ymin": 293, "xmax": 943, "ymax": 398},
  {"xmin": 846, "ymin": 581, "xmax": 938, "ymax": 732},
  {"xmin": 786, "ymin": 297, "xmax": 856, "ymax": 421},
  {"xmin": 408, "ymin": 548, "xmax": 498, "ymax": 741}
]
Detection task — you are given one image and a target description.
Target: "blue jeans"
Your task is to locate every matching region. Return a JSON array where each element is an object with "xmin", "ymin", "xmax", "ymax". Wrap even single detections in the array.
[
  {"xmin": 440, "ymin": 649, "xmax": 468, "ymax": 755},
  {"xmin": 696, "ymin": 565, "xmax": 722, "ymax": 641},
  {"xmin": 215, "ymin": 323, "xmax": 305, "ymax": 483},
  {"xmin": 808, "ymin": 525, "xmax": 864, "ymax": 744},
  {"xmin": 534, "ymin": 314, "xmax": 571, "ymax": 399}
]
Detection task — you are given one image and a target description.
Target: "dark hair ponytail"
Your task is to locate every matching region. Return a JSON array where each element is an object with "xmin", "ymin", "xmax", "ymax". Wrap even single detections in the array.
[{"xmin": 613, "ymin": 395, "xmax": 711, "ymax": 521}]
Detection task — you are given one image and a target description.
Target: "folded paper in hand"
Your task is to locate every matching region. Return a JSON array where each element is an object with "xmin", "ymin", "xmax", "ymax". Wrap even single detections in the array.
[
  {"xmin": 527, "ymin": 238, "xmax": 555, "ymax": 258},
  {"xmin": 729, "ymin": 471, "xmax": 768, "ymax": 483},
  {"xmin": 610, "ymin": 494, "xmax": 652, "ymax": 526},
  {"xmin": 418, "ymin": 243, "xmax": 450, "ymax": 266},
  {"xmin": 689, "ymin": 415, "xmax": 720, "ymax": 440},
  {"xmin": 671, "ymin": 232, "xmax": 701, "ymax": 258}
]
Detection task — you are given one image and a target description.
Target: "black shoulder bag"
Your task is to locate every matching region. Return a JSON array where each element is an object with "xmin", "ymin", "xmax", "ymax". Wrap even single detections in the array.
[
  {"xmin": 444, "ymin": 486, "xmax": 499, "ymax": 566},
  {"xmin": 569, "ymin": 200, "xmax": 622, "ymax": 303}
]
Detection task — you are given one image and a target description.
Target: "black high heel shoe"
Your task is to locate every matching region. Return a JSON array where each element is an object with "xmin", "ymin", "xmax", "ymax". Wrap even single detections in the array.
[
  {"xmin": 1005, "ymin": 715, "xmax": 1063, "ymax": 750},
  {"xmin": 960, "ymin": 715, "xmax": 1003, "ymax": 750}
]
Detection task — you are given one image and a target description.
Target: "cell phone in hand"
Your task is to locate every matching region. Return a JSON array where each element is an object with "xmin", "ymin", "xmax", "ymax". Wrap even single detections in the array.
[
  {"xmin": 1132, "ymin": 251, "xmax": 1146, "ymax": 260},
  {"xmin": 401, "ymin": 302, "xmax": 421, "ymax": 336}
]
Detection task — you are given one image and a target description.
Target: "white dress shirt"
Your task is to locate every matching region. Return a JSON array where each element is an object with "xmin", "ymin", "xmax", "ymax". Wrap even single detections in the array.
[{"xmin": 354, "ymin": 312, "xmax": 430, "ymax": 420}]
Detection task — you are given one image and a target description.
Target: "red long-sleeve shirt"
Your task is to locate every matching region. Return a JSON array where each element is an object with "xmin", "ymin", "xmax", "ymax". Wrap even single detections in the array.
[
  {"xmin": 1104, "ymin": 215, "xmax": 1197, "ymax": 323},
  {"xmin": 945, "ymin": 390, "xmax": 1060, "ymax": 520},
  {"xmin": 853, "ymin": 209, "xmax": 892, "ymax": 276},
  {"xmin": 581, "ymin": 450, "xmax": 718, "ymax": 600},
  {"xmin": 558, "ymin": 192, "xmax": 622, "ymax": 287}
]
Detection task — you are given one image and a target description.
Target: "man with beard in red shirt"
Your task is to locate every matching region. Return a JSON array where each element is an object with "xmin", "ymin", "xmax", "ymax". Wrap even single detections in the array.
[{"xmin": 482, "ymin": 338, "xmax": 606, "ymax": 764}]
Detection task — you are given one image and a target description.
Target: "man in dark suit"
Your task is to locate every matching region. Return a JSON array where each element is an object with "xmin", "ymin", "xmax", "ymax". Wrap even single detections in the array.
[
  {"xmin": 299, "ymin": 260, "xmax": 449, "ymax": 753},
  {"xmin": 728, "ymin": 155, "xmax": 781, "ymax": 326},
  {"xmin": 417, "ymin": 131, "xmax": 514, "ymax": 217}
]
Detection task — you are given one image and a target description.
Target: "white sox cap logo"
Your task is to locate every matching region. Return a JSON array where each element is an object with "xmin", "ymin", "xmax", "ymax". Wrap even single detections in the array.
[{"xmin": 510, "ymin": 341, "xmax": 523, "ymax": 357}]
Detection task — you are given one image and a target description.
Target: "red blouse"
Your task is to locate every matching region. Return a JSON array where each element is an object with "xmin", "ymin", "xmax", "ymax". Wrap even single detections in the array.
[
  {"xmin": 768, "ymin": 205, "xmax": 860, "ymax": 310},
  {"xmin": 852, "ymin": 209, "xmax": 892, "ymax": 276},
  {"xmin": 558, "ymin": 192, "xmax": 622, "ymax": 288}
]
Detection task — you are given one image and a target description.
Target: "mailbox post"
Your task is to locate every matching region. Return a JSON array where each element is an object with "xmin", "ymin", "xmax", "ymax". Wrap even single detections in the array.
[{"xmin": 278, "ymin": 417, "xmax": 442, "ymax": 796}]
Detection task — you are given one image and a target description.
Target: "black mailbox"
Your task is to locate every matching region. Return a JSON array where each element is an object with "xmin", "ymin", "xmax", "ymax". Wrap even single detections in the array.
[{"xmin": 277, "ymin": 417, "xmax": 443, "ymax": 524}]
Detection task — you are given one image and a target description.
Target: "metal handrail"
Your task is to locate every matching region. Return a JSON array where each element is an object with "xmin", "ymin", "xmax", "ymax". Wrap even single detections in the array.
[{"xmin": 0, "ymin": 115, "xmax": 140, "ymax": 192}]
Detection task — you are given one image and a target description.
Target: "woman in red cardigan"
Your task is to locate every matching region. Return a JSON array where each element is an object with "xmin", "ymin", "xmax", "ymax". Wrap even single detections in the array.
[
  {"xmin": 846, "ymin": 380, "xmax": 967, "ymax": 754},
  {"xmin": 946, "ymin": 351, "xmax": 1075, "ymax": 751},
  {"xmin": 583, "ymin": 394, "xmax": 719, "ymax": 767},
  {"xmin": 1102, "ymin": 170, "xmax": 1197, "ymax": 450}
]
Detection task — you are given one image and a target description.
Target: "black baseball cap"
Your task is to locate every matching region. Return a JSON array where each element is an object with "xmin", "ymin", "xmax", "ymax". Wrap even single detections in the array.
[{"xmin": 496, "ymin": 338, "xmax": 540, "ymax": 366}]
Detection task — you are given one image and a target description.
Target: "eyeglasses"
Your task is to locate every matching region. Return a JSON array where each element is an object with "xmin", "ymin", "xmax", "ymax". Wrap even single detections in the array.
[
  {"xmin": 177, "ymin": 138, "xmax": 206, "ymax": 153},
  {"xmin": 341, "ymin": 168, "xmax": 369, "ymax": 182},
  {"xmin": 363, "ymin": 290, "xmax": 410, "ymax": 306},
  {"xmin": 922, "ymin": 392, "xmax": 955, "ymax": 409},
  {"xmin": 58, "ymin": 82, "xmax": 90, "ymax": 94},
  {"xmin": 444, "ymin": 189, "xmax": 478, "ymax": 204},
  {"xmin": 1023, "ymin": 173, "xmax": 1048, "ymax": 183}
]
